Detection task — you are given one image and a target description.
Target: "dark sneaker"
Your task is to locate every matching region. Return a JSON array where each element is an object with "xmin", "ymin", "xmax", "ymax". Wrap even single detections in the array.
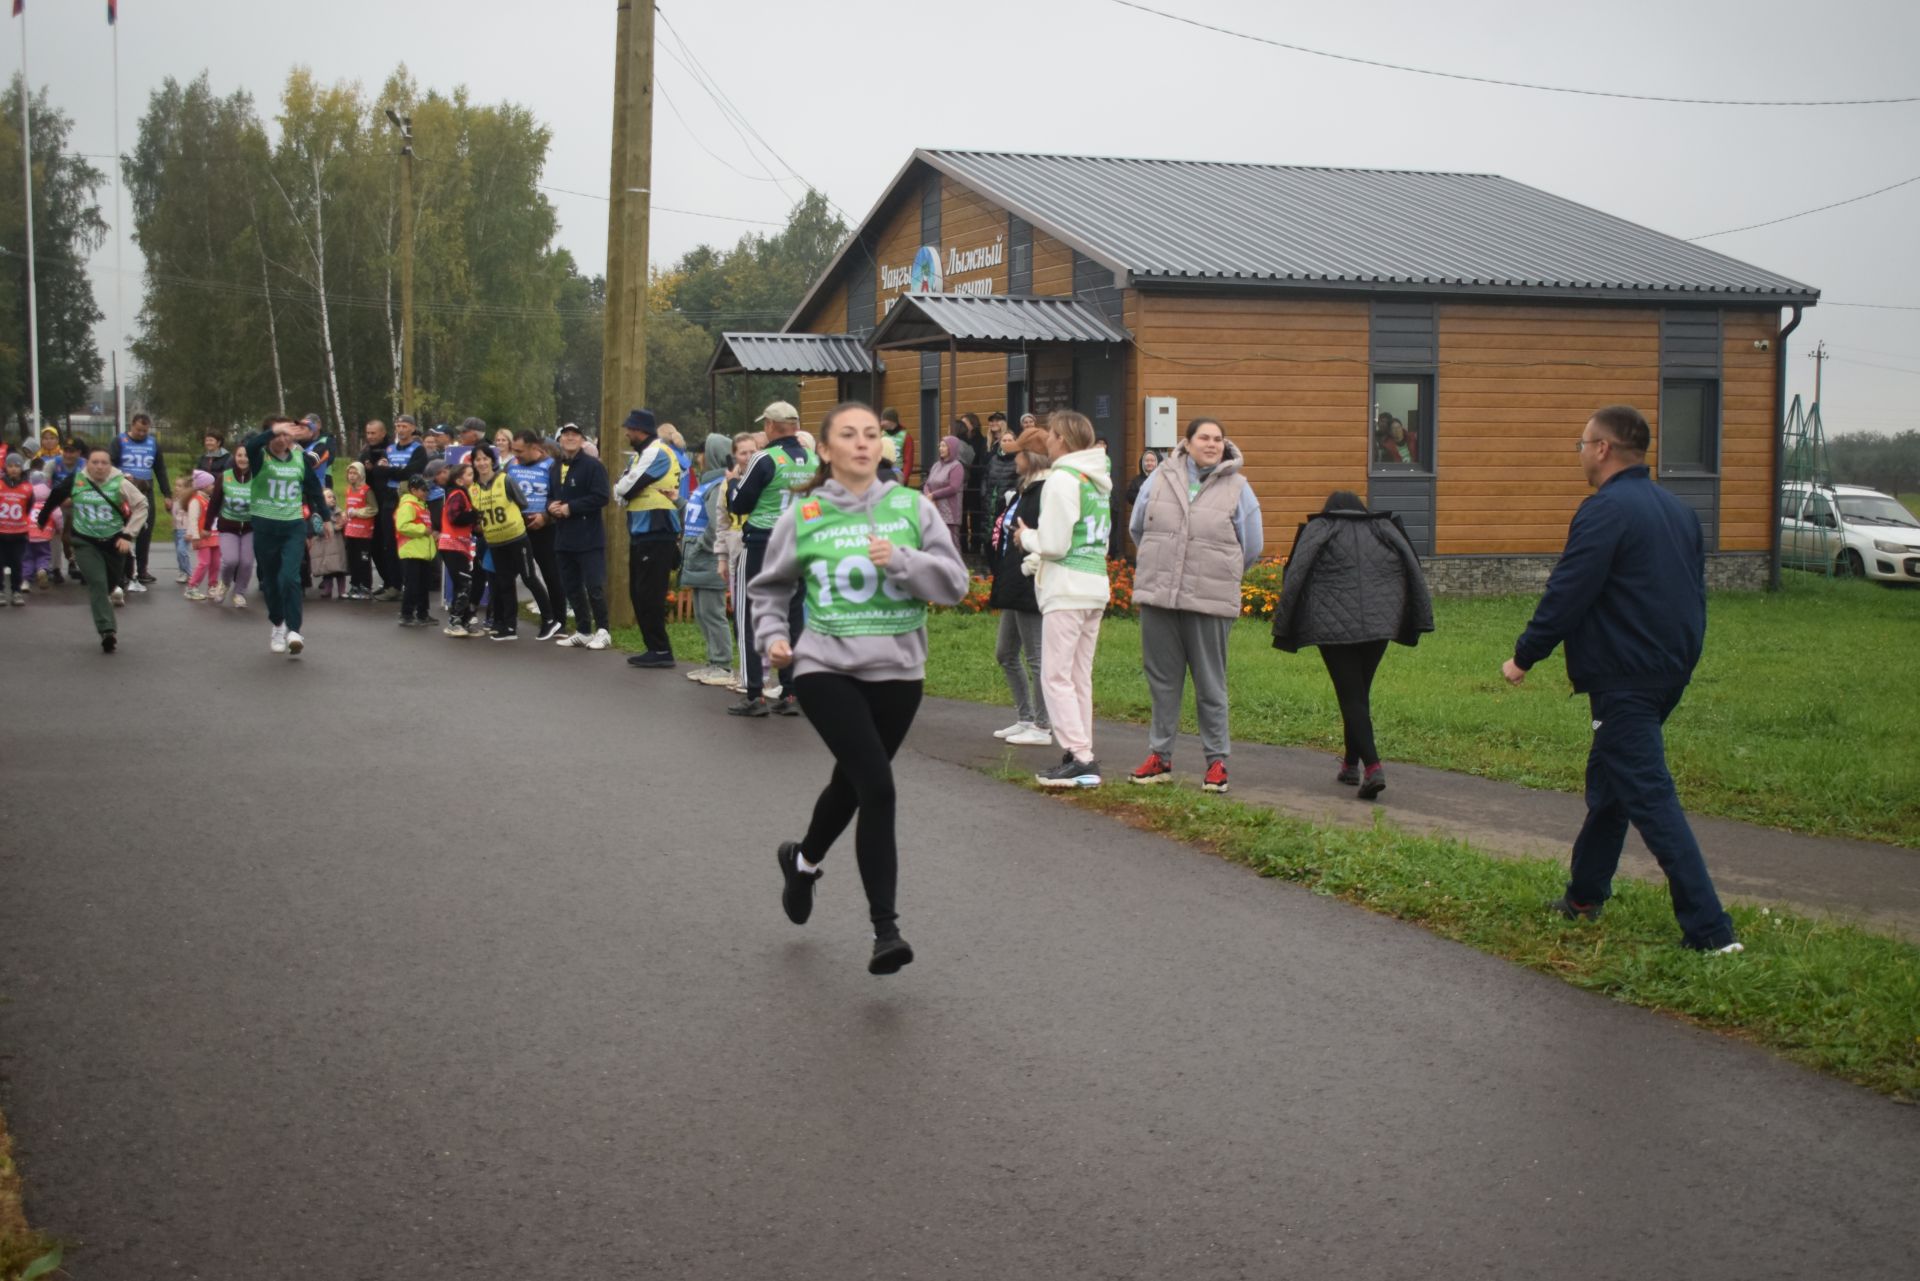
[
  {"xmin": 1336, "ymin": 757, "xmax": 1361, "ymax": 785},
  {"xmin": 1202, "ymin": 760, "xmax": 1229, "ymax": 793},
  {"xmin": 137, "ymin": 572, "xmax": 157, "ymax": 584},
  {"xmin": 100, "ymin": 631, "xmax": 117, "ymax": 653},
  {"xmin": 535, "ymin": 620, "xmax": 564, "ymax": 642},
  {"xmin": 772, "ymin": 697, "xmax": 802, "ymax": 717},
  {"xmin": 627, "ymin": 650, "xmax": 674, "ymax": 668},
  {"xmin": 869, "ymin": 935, "xmax": 915, "ymax": 976},
  {"xmin": 1358, "ymin": 763, "xmax": 1386, "ymax": 800},
  {"xmin": 727, "ymin": 696, "xmax": 770, "ymax": 718},
  {"xmin": 1547, "ymin": 895, "xmax": 1604, "ymax": 922},
  {"xmin": 1128, "ymin": 752, "xmax": 1174, "ymax": 785},
  {"xmin": 777, "ymin": 842, "xmax": 821, "ymax": 925},
  {"xmin": 1036, "ymin": 756, "xmax": 1101, "ymax": 789}
]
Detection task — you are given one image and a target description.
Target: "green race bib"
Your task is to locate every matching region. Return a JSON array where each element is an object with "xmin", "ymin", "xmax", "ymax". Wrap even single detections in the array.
[
  {"xmin": 797, "ymin": 486, "xmax": 926, "ymax": 637},
  {"xmin": 747, "ymin": 446, "xmax": 818, "ymax": 531},
  {"xmin": 252, "ymin": 449, "xmax": 306, "ymax": 521},
  {"xmin": 1054, "ymin": 465, "xmax": 1111, "ymax": 575},
  {"xmin": 71, "ymin": 474, "xmax": 125, "ymax": 540}
]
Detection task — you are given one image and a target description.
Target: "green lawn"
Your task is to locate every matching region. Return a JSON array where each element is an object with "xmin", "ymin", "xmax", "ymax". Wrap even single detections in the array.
[
  {"xmin": 1902, "ymin": 493, "xmax": 1920, "ymax": 520},
  {"xmin": 919, "ymin": 576, "xmax": 1920, "ymax": 847}
]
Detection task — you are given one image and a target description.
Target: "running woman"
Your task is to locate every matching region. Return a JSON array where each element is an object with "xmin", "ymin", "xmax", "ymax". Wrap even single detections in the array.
[
  {"xmin": 748, "ymin": 402, "xmax": 968, "ymax": 975},
  {"xmin": 36, "ymin": 446, "xmax": 150, "ymax": 652},
  {"xmin": 239, "ymin": 416, "xmax": 333, "ymax": 657},
  {"xmin": 469, "ymin": 447, "xmax": 545, "ymax": 642},
  {"xmin": 208, "ymin": 446, "xmax": 255, "ymax": 607}
]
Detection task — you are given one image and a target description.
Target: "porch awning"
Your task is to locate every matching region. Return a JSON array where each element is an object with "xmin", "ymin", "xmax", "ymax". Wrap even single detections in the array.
[
  {"xmin": 706, "ymin": 332, "xmax": 878, "ymax": 377},
  {"xmin": 867, "ymin": 293, "xmax": 1129, "ymax": 352}
]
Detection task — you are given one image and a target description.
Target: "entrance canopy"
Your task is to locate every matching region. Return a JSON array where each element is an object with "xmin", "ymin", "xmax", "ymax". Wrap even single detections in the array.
[
  {"xmin": 867, "ymin": 293, "xmax": 1128, "ymax": 352},
  {"xmin": 707, "ymin": 331, "xmax": 878, "ymax": 377}
]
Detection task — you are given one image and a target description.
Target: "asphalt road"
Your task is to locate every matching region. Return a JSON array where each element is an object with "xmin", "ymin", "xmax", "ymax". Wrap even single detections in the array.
[{"xmin": 2, "ymin": 588, "xmax": 1917, "ymax": 1279}]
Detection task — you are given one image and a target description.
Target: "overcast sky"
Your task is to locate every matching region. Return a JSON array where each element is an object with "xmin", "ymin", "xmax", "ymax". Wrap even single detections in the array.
[{"xmin": 9, "ymin": 0, "xmax": 1918, "ymax": 434}]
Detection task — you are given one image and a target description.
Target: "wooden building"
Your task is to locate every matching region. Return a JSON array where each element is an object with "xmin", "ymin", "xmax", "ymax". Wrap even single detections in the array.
[{"xmin": 728, "ymin": 150, "xmax": 1816, "ymax": 588}]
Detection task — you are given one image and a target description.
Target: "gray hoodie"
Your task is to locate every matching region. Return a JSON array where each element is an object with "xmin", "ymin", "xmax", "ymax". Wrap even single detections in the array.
[{"xmin": 747, "ymin": 478, "xmax": 969, "ymax": 682}]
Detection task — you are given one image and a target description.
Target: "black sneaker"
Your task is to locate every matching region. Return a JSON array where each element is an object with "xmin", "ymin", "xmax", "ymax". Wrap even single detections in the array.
[
  {"xmin": 869, "ymin": 934, "xmax": 915, "ymax": 976},
  {"xmin": 1547, "ymin": 895, "xmax": 1604, "ymax": 922},
  {"xmin": 535, "ymin": 620, "xmax": 564, "ymax": 642},
  {"xmin": 422, "ymin": 614, "xmax": 441, "ymax": 626},
  {"xmin": 727, "ymin": 696, "xmax": 769, "ymax": 718},
  {"xmin": 772, "ymin": 696, "xmax": 801, "ymax": 716},
  {"xmin": 777, "ymin": 842, "xmax": 821, "ymax": 925},
  {"xmin": 137, "ymin": 572, "xmax": 157, "ymax": 584},
  {"xmin": 491, "ymin": 628, "xmax": 518, "ymax": 642},
  {"xmin": 627, "ymin": 650, "xmax": 674, "ymax": 668},
  {"xmin": 1358, "ymin": 763, "xmax": 1387, "ymax": 800},
  {"xmin": 100, "ymin": 631, "xmax": 117, "ymax": 653},
  {"xmin": 1335, "ymin": 757, "xmax": 1361, "ymax": 785},
  {"xmin": 1035, "ymin": 756, "xmax": 1101, "ymax": 789}
]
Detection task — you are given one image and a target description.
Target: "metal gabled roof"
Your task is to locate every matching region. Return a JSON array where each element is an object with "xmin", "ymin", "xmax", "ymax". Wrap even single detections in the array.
[
  {"xmin": 707, "ymin": 332, "xmax": 875, "ymax": 378},
  {"xmin": 868, "ymin": 294, "xmax": 1129, "ymax": 351}
]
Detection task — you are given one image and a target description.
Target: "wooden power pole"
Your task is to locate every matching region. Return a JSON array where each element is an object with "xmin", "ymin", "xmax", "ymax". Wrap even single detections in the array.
[
  {"xmin": 601, "ymin": 0, "xmax": 653, "ymax": 629},
  {"xmin": 386, "ymin": 109, "xmax": 417, "ymax": 426}
]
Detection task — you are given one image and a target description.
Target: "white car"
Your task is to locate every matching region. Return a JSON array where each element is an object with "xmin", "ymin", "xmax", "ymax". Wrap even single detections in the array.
[{"xmin": 1779, "ymin": 483, "xmax": 1920, "ymax": 583}]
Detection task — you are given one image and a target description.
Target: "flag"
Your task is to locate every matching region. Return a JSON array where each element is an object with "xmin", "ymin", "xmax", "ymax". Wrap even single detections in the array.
[
  {"xmin": 12, "ymin": 2, "xmax": 23, "ymax": 20},
  {"xmin": 108, "ymin": 0, "xmax": 116, "ymax": 24}
]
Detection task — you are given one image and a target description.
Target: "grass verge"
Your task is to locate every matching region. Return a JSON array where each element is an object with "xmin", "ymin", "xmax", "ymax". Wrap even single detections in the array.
[
  {"xmin": 1025, "ymin": 774, "xmax": 1920, "ymax": 1100},
  {"xmin": 0, "ymin": 1108, "xmax": 61, "ymax": 1281}
]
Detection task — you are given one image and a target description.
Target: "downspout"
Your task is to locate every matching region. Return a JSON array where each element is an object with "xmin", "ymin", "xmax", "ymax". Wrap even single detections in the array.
[{"xmin": 1768, "ymin": 303, "xmax": 1804, "ymax": 592}]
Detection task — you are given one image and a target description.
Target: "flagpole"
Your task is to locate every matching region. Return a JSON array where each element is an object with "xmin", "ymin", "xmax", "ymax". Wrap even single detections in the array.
[
  {"xmin": 18, "ymin": 4, "xmax": 42, "ymax": 438},
  {"xmin": 111, "ymin": 5, "xmax": 124, "ymax": 435}
]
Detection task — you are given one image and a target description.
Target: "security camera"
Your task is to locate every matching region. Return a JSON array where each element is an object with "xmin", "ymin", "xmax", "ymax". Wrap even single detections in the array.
[{"xmin": 1753, "ymin": 339, "xmax": 1771, "ymax": 351}]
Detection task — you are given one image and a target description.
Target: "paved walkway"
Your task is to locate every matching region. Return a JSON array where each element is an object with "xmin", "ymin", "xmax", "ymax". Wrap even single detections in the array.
[{"xmin": 1, "ymin": 588, "xmax": 1915, "ymax": 1279}]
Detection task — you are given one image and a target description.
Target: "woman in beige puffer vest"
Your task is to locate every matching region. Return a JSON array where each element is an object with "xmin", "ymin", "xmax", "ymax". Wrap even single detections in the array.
[{"xmin": 1125, "ymin": 418, "xmax": 1265, "ymax": 794}]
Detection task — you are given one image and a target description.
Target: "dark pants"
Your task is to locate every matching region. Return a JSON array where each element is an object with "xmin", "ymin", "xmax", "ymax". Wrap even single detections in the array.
[
  {"xmin": 628, "ymin": 535, "xmax": 676, "ymax": 655},
  {"xmin": 792, "ymin": 673, "xmax": 924, "ymax": 936},
  {"xmin": 400, "ymin": 558, "xmax": 433, "ymax": 621},
  {"xmin": 253, "ymin": 516, "xmax": 306, "ymax": 631},
  {"xmin": 741, "ymin": 536, "xmax": 803, "ymax": 699},
  {"xmin": 488, "ymin": 538, "xmax": 529, "ymax": 635},
  {"xmin": 0, "ymin": 533, "xmax": 24, "ymax": 591},
  {"xmin": 522, "ymin": 521, "xmax": 562, "ymax": 627},
  {"xmin": 346, "ymin": 537, "xmax": 374, "ymax": 591},
  {"xmin": 1319, "ymin": 640, "xmax": 1389, "ymax": 766},
  {"xmin": 72, "ymin": 537, "xmax": 121, "ymax": 637},
  {"xmin": 1567, "ymin": 685, "xmax": 1735, "ymax": 949},
  {"xmin": 131, "ymin": 481, "xmax": 155, "ymax": 576},
  {"xmin": 372, "ymin": 504, "xmax": 400, "ymax": 590},
  {"xmin": 558, "ymin": 546, "xmax": 609, "ymax": 635},
  {"xmin": 439, "ymin": 549, "xmax": 475, "ymax": 625}
]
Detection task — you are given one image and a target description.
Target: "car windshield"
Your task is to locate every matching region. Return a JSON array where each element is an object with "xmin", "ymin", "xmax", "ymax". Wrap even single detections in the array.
[{"xmin": 1837, "ymin": 496, "xmax": 1920, "ymax": 528}]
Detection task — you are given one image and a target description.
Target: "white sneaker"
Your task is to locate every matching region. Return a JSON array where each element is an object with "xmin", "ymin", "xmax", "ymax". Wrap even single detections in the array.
[
  {"xmin": 685, "ymin": 666, "xmax": 713, "ymax": 682},
  {"xmin": 269, "ymin": 624, "xmax": 288, "ymax": 654},
  {"xmin": 175, "ymin": 573, "xmax": 190, "ymax": 584},
  {"xmin": 208, "ymin": 583, "xmax": 226, "ymax": 602},
  {"xmin": 231, "ymin": 593, "xmax": 247, "ymax": 608},
  {"xmin": 1711, "ymin": 941, "xmax": 1745, "ymax": 954},
  {"xmin": 586, "ymin": 628, "xmax": 611, "ymax": 650},
  {"xmin": 993, "ymin": 721, "xmax": 1027, "ymax": 739},
  {"xmin": 285, "ymin": 630, "xmax": 304, "ymax": 657},
  {"xmin": 128, "ymin": 580, "xmax": 148, "ymax": 593},
  {"xmin": 697, "ymin": 667, "xmax": 736, "ymax": 687},
  {"xmin": 110, "ymin": 587, "xmax": 126, "ymax": 606},
  {"xmin": 765, "ymin": 681, "xmax": 783, "ymax": 700},
  {"xmin": 1007, "ymin": 725, "xmax": 1055, "ymax": 747},
  {"xmin": 557, "ymin": 631, "xmax": 587, "ymax": 647}
]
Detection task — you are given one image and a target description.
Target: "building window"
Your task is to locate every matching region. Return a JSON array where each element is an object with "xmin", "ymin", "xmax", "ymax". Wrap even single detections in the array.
[
  {"xmin": 1660, "ymin": 379, "xmax": 1719, "ymax": 474},
  {"xmin": 1371, "ymin": 376, "xmax": 1432, "ymax": 472}
]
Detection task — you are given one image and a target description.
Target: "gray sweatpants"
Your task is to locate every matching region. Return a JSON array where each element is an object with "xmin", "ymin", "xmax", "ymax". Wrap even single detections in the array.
[
  {"xmin": 995, "ymin": 608, "xmax": 1048, "ymax": 727},
  {"xmin": 693, "ymin": 585, "xmax": 731, "ymax": 668},
  {"xmin": 1140, "ymin": 604, "xmax": 1234, "ymax": 763}
]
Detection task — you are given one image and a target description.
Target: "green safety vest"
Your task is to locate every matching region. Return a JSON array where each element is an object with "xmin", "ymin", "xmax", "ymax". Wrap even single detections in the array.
[
  {"xmin": 1054, "ymin": 464, "xmax": 1111, "ymax": 575},
  {"xmin": 747, "ymin": 444, "xmax": 818, "ymax": 531},
  {"xmin": 252, "ymin": 448, "xmax": 306, "ymax": 522},
  {"xmin": 797, "ymin": 486, "xmax": 925, "ymax": 638},
  {"xmin": 70, "ymin": 473, "xmax": 126, "ymax": 540},
  {"xmin": 221, "ymin": 474, "xmax": 253, "ymax": 522}
]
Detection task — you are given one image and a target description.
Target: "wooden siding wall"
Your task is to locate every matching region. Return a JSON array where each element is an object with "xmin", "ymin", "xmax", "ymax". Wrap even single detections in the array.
[
  {"xmin": 1718, "ymin": 309, "xmax": 1779, "ymax": 551},
  {"xmin": 1032, "ymin": 230, "xmax": 1073, "ymax": 297},
  {"xmin": 1129, "ymin": 293, "xmax": 1370, "ymax": 556},
  {"xmin": 940, "ymin": 176, "xmax": 1010, "ymax": 427},
  {"xmin": 1435, "ymin": 304, "xmax": 1658, "ymax": 554}
]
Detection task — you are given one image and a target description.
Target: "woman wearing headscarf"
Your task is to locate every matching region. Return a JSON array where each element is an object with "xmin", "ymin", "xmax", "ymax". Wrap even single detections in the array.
[
  {"xmin": 923, "ymin": 433, "xmax": 969, "ymax": 548},
  {"xmin": 1270, "ymin": 491, "xmax": 1434, "ymax": 799}
]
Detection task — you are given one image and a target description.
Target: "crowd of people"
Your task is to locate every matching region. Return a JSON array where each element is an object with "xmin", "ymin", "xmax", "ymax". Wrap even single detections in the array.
[{"xmin": 1, "ymin": 396, "xmax": 1741, "ymax": 965}]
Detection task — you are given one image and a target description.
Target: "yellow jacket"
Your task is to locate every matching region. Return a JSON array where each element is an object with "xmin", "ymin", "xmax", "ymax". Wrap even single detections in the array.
[{"xmin": 396, "ymin": 492, "xmax": 435, "ymax": 561}]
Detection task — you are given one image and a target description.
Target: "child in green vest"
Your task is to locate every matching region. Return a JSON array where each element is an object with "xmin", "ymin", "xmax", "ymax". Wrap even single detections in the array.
[{"xmin": 746, "ymin": 401, "xmax": 969, "ymax": 975}]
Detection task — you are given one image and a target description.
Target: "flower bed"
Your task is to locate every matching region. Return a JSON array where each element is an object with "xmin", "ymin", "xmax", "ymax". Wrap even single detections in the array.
[{"xmin": 935, "ymin": 556, "xmax": 1289, "ymax": 619}]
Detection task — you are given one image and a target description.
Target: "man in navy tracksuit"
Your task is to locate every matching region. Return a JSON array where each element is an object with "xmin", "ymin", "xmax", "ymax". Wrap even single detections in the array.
[{"xmin": 1503, "ymin": 404, "xmax": 1740, "ymax": 953}]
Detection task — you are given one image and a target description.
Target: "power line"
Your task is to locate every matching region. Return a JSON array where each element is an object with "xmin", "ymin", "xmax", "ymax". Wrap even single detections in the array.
[
  {"xmin": 1824, "ymin": 301, "xmax": 1920, "ymax": 312},
  {"xmin": 1828, "ymin": 355, "xmax": 1920, "ymax": 379},
  {"xmin": 535, "ymin": 181, "xmax": 784, "ymax": 226},
  {"xmin": 656, "ymin": 80, "xmax": 789, "ymax": 186},
  {"xmin": 1689, "ymin": 172, "xmax": 1920, "ymax": 239},
  {"xmin": 1103, "ymin": 0, "xmax": 1920, "ymax": 106}
]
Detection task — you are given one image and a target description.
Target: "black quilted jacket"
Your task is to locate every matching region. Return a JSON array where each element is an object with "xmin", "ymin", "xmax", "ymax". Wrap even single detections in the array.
[{"xmin": 1271, "ymin": 510, "xmax": 1434, "ymax": 652}]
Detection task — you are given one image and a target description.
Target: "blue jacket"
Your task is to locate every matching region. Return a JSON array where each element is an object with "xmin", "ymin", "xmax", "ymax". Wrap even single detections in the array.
[{"xmin": 1513, "ymin": 466, "xmax": 1705, "ymax": 693}]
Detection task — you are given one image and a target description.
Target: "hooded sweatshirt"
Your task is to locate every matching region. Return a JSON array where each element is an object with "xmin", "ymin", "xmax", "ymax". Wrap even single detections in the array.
[
  {"xmin": 747, "ymin": 478, "xmax": 969, "ymax": 683},
  {"xmin": 1018, "ymin": 446, "xmax": 1112, "ymax": 613}
]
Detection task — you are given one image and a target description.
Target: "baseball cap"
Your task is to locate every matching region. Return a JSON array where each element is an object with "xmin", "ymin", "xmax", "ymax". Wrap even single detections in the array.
[
  {"xmin": 557, "ymin": 422, "xmax": 585, "ymax": 436},
  {"xmin": 759, "ymin": 401, "xmax": 800, "ymax": 424}
]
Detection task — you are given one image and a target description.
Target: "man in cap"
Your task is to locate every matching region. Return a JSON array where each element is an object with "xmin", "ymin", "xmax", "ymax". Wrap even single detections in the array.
[
  {"xmin": 612, "ymin": 408, "xmax": 682, "ymax": 669},
  {"xmin": 725, "ymin": 400, "xmax": 814, "ymax": 717},
  {"xmin": 547, "ymin": 421, "xmax": 613, "ymax": 648}
]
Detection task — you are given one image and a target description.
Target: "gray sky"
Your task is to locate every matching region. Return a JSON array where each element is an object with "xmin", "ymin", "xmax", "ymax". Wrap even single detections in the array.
[{"xmin": 9, "ymin": 0, "xmax": 1918, "ymax": 434}]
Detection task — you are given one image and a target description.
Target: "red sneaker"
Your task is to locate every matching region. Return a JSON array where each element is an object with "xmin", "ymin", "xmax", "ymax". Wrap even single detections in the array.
[
  {"xmin": 1128, "ymin": 752, "xmax": 1174, "ymax": 785},
  {"xmin": 1202, "ymin": 760, "xmax": 1229, "ymax": 793}
]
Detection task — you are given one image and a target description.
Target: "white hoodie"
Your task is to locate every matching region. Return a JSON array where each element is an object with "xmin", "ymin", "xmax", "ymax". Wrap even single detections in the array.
[{"xmin": 1018, "ymin": 446, "xmax": 1112, "ymax": 613}]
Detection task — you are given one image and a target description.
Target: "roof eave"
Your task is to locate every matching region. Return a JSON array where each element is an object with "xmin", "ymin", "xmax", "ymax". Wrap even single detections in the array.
[{"xmin": 1128, "ymin": 275, "xmax": 1821, "ymax": 308}]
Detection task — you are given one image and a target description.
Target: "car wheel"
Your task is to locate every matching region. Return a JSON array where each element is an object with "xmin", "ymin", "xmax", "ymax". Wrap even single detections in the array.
[{"xmin": 1837, "ymin": 549, "xmax": 1865, "ymax": 578}]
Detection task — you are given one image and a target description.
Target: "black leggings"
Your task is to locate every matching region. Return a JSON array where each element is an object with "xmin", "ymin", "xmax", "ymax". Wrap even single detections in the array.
[
  {"xmin": 0, "ymin": 533, "xmax": 24, "ymax": 591},
  {"xmin": 792, "ymin": 673, "xmax": 924, "ymax": 936},
  {"xmin": 439, "ymin": 549, "xmax": 475, "ymax": 624},
  {"xmin": 1320, "ymin": 640, "xmax": 1390, "ymax": 767},
  {"xmin": 346, "ymin": 537, "xmax": 374, "ymax": 591}
]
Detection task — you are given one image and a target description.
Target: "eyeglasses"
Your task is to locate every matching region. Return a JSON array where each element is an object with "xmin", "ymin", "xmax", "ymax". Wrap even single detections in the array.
[{"xmin": 1575, "ymin": 436, "xmax": 1608, "ymax": 452}]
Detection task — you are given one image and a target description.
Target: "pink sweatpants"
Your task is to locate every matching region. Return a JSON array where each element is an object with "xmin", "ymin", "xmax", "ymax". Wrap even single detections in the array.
[
  {"xmin": 189, "ymin": 544, "xmax": 222, "ymax": 589},
  {"xmin": 1040, "ymin": 607, "xmax": 1103, "ymax": 760}
]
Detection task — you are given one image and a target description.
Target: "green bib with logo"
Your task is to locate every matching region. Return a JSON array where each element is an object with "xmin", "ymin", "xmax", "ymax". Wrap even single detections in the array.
[
  {"xmin": 796, "ymin": 486, "xmax": 925, "ymax": 638},
  {"xmin": 71, "ymin": 473, "xmax": 126, "ymax": 540},
  {"xmin": 252, "ymin": 449, "xmax": 306, "ymax": 522},
  {"xmin": 1054, "ymin": 464, "xmax": 1111, "ymax": 575},
  {"xmin": 747, "ymin": 445, "xmax": 818, "ymax": 531},
  {"xmin": 221, "ymin": 475, "xmax": 253, "ymax": 522}
]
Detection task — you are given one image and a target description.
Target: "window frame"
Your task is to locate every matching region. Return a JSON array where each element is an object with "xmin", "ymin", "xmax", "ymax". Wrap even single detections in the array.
[
  {"xmin": 1658, "ymin": 377, "xmax": 1721, "ymax": 477},
  {"xmin": 1368, "ymin": 372, "xmax": 1436, "ymax": 477}
]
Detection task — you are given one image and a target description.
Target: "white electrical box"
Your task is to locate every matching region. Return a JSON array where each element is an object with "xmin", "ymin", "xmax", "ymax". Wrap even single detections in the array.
[{"xmin": 1144, "ymin": 396, "xmax": 1178, "ymax": 449}]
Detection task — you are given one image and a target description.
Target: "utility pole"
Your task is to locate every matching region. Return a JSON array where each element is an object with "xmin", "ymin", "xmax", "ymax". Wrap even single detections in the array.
[
  {"xmin": 385, "ymin": 109, "xmax": 415, "ymax": 436},
  {"xmin": 1808, "ymin": 340, "xmax": 1828, "ymax": 408},
  {"xmin": 601, "ymin": 0, "xmax": 653, "ymax": 629},
  {"xmin": 17, "ymin": 10, "xmax": 42, "ymax": 438}
]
